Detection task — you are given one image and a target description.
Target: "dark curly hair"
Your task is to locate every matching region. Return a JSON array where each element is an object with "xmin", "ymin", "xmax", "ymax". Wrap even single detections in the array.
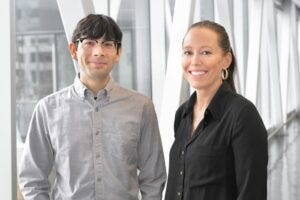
[{"xmin": 71, "ymin": 14, "xmax": 122, "ymax": 52}]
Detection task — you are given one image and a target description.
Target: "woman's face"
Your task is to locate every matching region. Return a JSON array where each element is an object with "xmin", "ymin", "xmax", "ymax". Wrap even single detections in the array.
[{"xmin": 181, "ymin": 27, "xmax": 231, "ymax": 92}]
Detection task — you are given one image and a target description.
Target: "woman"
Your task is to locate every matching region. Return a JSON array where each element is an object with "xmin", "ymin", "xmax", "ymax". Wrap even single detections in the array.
[{"xmin": 165, "ymin": 21, "xmax": 268, "ymax": 200}]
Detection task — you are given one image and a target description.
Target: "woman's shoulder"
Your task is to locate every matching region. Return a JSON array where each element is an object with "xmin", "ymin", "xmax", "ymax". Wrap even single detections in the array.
[{"xmin": 226, "ymin": 92, "xmax": 257, "ymax": 113}]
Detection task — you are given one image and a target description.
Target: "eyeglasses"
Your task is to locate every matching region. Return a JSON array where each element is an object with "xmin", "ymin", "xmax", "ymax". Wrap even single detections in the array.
[{"xmin": 76, "ymin": 37, "xmax": 121, "ymax": 52}]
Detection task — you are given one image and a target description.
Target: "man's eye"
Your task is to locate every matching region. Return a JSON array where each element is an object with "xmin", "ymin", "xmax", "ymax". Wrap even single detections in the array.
[
  {"xmin": 103, "ymin": 42, "xmax": 115, "ymax": 48},
  {"xmin": 84, "ymin": 40, "xmax": 96, "ymax": 46}
]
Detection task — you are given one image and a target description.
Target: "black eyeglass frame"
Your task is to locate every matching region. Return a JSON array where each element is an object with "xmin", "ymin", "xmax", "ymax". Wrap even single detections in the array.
[{"xmin": 76, "ymin": 37, "xmax": 121, "ymax": 49}]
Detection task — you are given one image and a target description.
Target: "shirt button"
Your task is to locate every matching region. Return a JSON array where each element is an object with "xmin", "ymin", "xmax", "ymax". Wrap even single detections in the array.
[
  {"xmin": 95, "ymin": 107, "xmax": 99, "ymax": 112},
  {"xmin": 181, "ymin": 150, "xmax": 184, "ymax": 155},
  {"xmin": 180, "ymin": 171, "xmax": 183, "ymax": 175},
  {"xmin": 177, "ymin": 192, "xmax": 181, "ymax": 196},
  {"xmin": 95, "ymin": 131, "xmax": 100, "ymax": 135}
]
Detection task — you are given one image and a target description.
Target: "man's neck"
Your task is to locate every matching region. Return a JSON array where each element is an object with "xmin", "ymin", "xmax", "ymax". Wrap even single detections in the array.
[{"xmin": 80, "ymin": 76, "xmax": 110, "ymax": 96}]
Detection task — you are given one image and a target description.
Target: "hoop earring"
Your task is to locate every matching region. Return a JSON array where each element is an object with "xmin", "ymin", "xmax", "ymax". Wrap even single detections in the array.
[{"xmin": 221, "ymin": 69, "xmax": 229, "ymax": 80}]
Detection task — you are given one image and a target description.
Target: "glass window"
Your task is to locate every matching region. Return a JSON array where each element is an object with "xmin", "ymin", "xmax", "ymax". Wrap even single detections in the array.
[
  {"xmin": 15, "ymin": 0, "xmax": 74, "ymax": 143},
  {"xmin": 113, "ymin": 0, "xmax": 152, "ymax": 97}
]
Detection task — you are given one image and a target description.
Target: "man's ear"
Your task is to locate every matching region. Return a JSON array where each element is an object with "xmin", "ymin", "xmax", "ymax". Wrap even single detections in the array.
[
  {"xmin": 69, "ymin": 43, "xmax": 78, "ymax": 60},
  {"xmin": 115, "ymin": 47, "xmax": 122, "ymax": 63}
]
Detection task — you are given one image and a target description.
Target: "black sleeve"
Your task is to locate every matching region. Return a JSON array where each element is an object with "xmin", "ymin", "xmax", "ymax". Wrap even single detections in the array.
[{"xmin": 232, "ymin": 103, "xmax": 268, "ymax": 200}]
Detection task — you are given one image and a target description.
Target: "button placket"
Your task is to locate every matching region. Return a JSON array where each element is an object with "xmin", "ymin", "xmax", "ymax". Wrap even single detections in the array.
[{"xmin": 93, "ymin": 103, "xmax": 103, "ymax": 198}]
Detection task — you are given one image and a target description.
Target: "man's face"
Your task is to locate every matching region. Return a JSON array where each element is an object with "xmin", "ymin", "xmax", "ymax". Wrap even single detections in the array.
[{"xmin": 69, "ymin": 37, "xmax": 122, "ymax": 83}]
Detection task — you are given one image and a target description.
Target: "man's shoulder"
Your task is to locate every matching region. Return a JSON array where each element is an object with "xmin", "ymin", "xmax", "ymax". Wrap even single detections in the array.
[
  {"xmin": 113, "ymin": 84, "xmax": 151, "ymax": 104},
  {"xmin": 38, "ymin": 85, "xmax": 74, "ymax": 108}
]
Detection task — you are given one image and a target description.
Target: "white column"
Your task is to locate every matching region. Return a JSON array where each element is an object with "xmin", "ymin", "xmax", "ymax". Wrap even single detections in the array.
[
  {"xmin": 215, "ymin": 0, "xmax": 239, "ymax": 92},
  {"xmin": 93, "ymin": 0, "xmax": 109, "ymax": 15},
  {"xmin": 215, "ymin": 0, "xmax": 234, "ymax": 49},
  {"xmin": 264, "ymin": 0, "xmax": 282, "ymax": 126},
  {"xmin": 289, "ymin": 3, "xmax": 300, "ymax": 112},
  {"xmin": 150, "ymin": 0, "xmax": 166, "ymax": 115},
  {"xmin": 245, "ymin": 0, "xmax": 263, "ymax": 105},
  {"xmin": 194, "ymin": 0, "xmax": 214, "ymax": 21},
  {"xmin": 233, "ymin": 0, "xmax": 248, "ymax": 95},
  {"xmin": 57, "ymin": 0, "xmax": 95, "ymax": 42},
  {"xmin": 109, "ymin": 0, "xmax": 122, "ymax": 20},
  {"xmin": 134, "ymin": 0, "xmax": 152, "ymax": 96},
  {"xmin": 259, "ymin": 12, "xmax": 271, "ymax": 127},
  {"xmin": 278, "ymin": 5, "xmax": 290, "ymax": 122},
  {"xmin": 93, "ymin": 0, "xmax": 121, "ymax": 19},
  {"xmin": 56, "ymin": 0, "xmax": 95, "ymax": 73},
  {"xmin": 159, "ymin": 0, "xmax": 195, "ymax": 169},
  {"xmin": 0, "ymin": 0, "xmax": 16, "ymax": 199}
]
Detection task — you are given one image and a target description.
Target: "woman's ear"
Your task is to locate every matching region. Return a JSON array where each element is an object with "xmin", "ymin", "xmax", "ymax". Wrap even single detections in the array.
[
  {"xmin": 223, "ymin": 51, "xmax": 232, "ymax": 69},
  {"xmin": 69, "ymin": 43, "xmax": 78, "ymax": 60}
]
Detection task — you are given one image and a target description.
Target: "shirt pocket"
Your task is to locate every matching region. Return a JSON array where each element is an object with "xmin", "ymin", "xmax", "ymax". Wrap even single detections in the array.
[
  {"xmin": 102, "ymin": 121, "xmax": 139, "ymax": 164},
  {"xmin": 187, "ymin": 145, "xmax": 228, "ymax": 188}
]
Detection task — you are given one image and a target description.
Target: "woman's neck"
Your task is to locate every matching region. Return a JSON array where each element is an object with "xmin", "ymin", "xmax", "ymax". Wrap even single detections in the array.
[{"xmin": 191, "ymin": 81, "xmax": 222, "ymax": 133}]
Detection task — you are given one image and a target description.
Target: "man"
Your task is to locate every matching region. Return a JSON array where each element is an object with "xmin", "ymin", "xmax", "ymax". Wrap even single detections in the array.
[{"xmin": 19, "ymin": 14, "xmax": 166, "ymax": 200}]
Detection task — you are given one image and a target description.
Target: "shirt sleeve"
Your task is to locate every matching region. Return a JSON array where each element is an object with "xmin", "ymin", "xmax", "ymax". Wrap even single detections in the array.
[
  {"xmin": 19, "ymin": 100, "xmax": 54, "ymax": 200},
  {"xmin": 137, "ymin": 100, "xmax": 167, "ymax": 200},
  {"xmin": 232, "ymin": 103, "xmax": 268, "ymax": 200}
]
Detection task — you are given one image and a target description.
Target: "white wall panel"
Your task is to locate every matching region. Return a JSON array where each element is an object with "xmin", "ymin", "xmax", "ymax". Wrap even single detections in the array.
[
  {"xmin": 134, "ymin": 0, "xmax": 152, "ymax": 96},
  {"xmin": 56, "ymin": 0, "xmax": 95, "ymax": 73},
  {"xmin": 245, "ymin": 0, "xmax": 263, "ymax": 104},
  {"xmin": 215, "ymin": 0, "xmax": 239, "ymax": 92},
  {"xmin": 233, "ymin": 0, "xmax": 248, "ymax": 95},
  {"xmin": 265, "ymin": 0, "xmax": 283, "ymax": 126},
  {"xmin": 0, "ymin": 0, "xmax": 16, "ymax": 199},
  {"xmin": 150, "ymin": 0, "xmax": 166, "ymax": 115},
  {"xmin": 93, "ymin": 0, "xmax": 109, "ymax": 15},
  {"xmin": 159, "ymin": 0, "xmax": 195, "ymax": 169},
  {"xmin": 278, "ymin": 6, "xmax": 290, "ymax": 122},
  {"xmin": 289, "ymin": 3, "xmax": 300, "ymax": 111}
]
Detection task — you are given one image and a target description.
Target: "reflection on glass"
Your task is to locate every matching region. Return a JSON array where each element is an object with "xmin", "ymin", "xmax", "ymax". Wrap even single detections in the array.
[
  {"xmin": 15, "ymin": 0, "xmax": 73, "ymax": 143},
  {"xmin": 114, "ymin": 0, "xmax": 152, "ymax": 97}
]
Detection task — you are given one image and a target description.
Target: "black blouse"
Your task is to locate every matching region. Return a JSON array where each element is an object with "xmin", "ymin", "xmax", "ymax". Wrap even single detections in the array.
[{"xmin": 165, "ymin": 82, "xmax": 268, "ymax": 200}]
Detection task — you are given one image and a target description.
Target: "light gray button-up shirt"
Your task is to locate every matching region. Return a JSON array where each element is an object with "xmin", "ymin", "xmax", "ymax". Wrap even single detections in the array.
[{"xmin": 19, "ymin": 76, "xmax": 166, "ymax": 200}]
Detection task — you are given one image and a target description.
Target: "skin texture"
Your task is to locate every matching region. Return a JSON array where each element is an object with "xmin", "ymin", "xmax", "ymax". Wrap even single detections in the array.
[
  {"xmin": 181, "ymin": 27, "xmax": 232, "ymax": 132},
  {"xmin": 182, "ymin": 27, "xmax": 231, "ymax": 94},
  {"xmin": 69, "ymin": 37, "xmax": 122, "ymax": 95}
]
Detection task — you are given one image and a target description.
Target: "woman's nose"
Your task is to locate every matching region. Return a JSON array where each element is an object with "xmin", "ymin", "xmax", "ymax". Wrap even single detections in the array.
[{"xmin": 191, "ymin": 54, "xmax": 202, "ymax": 64}]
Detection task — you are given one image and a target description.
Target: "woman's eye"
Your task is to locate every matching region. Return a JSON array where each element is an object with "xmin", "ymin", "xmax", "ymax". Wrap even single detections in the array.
[
  {"xmin": 201, "ymin": 51, "xmax": 211, "ymax": 55},
  {"xmin": 183, "ymin": 51, "xmax": 192, "ymax": 56}
]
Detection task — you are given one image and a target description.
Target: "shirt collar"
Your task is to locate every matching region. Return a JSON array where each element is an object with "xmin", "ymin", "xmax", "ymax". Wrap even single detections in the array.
[
  {"xmin": 182, "ymin": 82, "xmax": 233, "ymax": 120},
  {"xmin": 74, "ymin": 75, "xmax": 86, "ymax": 100},
  {"xmin": 207, "ymin": 82, "xmax": 232, "ymax": 120},
  {"xmin": 73, "ymin": 74, "xmax": 115, "ymax": 100}
]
